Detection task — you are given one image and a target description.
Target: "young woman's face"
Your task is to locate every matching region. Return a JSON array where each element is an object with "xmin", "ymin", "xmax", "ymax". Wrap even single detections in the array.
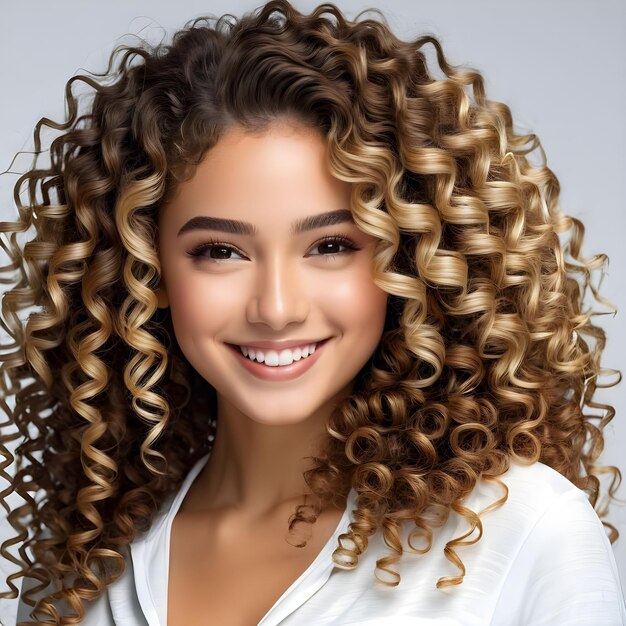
[{"xmin": 157, "ymin": 121, "xmax": 388, "ymax": 426}]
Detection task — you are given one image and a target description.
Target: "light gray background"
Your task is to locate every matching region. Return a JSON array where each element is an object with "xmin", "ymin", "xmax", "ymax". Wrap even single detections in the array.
[{"xmin": 1, "ymin": 1, "xmax": 624, "ymax": 623}]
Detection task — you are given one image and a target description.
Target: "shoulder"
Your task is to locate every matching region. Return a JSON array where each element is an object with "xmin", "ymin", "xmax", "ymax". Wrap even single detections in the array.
[
  {"xmin": 15, "ymin": 575, "xmax": 115, "ymax": 625},
  {"xmin": 327, "ymin": 461, "xmax": 624, "ymax": 625},
  {"xmin": 12, "ymin": 467, "xmax": 195, "ymax": 626},
  {"xmin": 440, "ymin": 459, "xmax": 607, "ymax": 572},
  {"xmin": 14, "ymin": 545, "xmax": 145, "ymax": 626},
  {"xmin": 465, "ymin": 458, "xmax": 588, "ymax": 519},
  {"xmin": 465, "ymin": 460, "xmax": 626, "ymax": 625},
  {"xmin": 463, "ymin": 459, "xmax": 620, "ymax": 581}
]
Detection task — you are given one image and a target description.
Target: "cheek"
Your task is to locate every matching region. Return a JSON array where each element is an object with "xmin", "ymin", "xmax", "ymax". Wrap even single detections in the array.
[
  {"xmin": 165, "ymin": 271, "xmax": 236, "ymax": 335},
  {"xmin": 330, "ymin": 265, "xmax": 389, "ymax": 332}
]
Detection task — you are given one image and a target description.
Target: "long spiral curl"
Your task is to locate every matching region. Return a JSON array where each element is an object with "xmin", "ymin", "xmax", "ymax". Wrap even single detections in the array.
[{"xmin": 0, "ymin": 1, "xmax": 621, "ymax": 622}]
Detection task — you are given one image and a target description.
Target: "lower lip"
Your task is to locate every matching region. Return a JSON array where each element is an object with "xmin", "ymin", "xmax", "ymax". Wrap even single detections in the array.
[{"xmin": 226, "ymin": 339, "xmax": 331, "ymax": 381}]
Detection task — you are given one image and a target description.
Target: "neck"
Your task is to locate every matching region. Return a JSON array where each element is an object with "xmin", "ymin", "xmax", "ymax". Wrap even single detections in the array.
[{"xmin": 188, "ymin": 387, "xmax": 351, "ymax": 521}]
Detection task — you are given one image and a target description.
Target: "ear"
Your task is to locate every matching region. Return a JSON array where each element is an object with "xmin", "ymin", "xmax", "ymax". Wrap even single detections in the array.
[{"xmin": 155, "ymin": 281, "xmax": 170, "ymax": 309}]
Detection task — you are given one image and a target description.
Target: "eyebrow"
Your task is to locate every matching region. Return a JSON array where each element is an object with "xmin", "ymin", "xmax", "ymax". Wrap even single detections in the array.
[{"xmin": 177, "ymin": 208, "xmax": 355, "ymax": 237}]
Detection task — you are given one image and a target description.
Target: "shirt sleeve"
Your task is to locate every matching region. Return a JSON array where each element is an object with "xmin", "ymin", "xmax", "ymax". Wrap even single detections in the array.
[{"xmin": 491, "ymin": 487, "xmax": 626, "ymax": 626}]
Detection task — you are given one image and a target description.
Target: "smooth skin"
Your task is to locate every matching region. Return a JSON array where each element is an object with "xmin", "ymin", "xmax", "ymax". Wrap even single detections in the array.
[{"xmin": 156, "ymin": 119, "xmax": 388, "ymax": 624}]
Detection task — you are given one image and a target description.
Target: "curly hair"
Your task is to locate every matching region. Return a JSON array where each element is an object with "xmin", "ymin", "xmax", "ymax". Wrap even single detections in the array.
[{"xmin": 0, "ymin": 1, "xmax": 621, "ymax": 623}]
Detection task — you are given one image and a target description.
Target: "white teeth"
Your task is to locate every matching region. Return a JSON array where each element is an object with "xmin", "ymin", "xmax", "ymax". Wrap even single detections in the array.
[{"xmin": 239, "ymin": 343, "xmax": 318, "ymax": 366}]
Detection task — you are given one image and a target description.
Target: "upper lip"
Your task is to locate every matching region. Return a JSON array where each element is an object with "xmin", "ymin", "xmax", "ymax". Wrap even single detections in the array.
[{"xmin": 228, "ymin": 338, "xmax": 329, "ymax": 350}]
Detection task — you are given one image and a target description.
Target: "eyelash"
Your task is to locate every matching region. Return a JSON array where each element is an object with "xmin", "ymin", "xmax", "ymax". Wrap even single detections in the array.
[{"xmin": 187, "ymin": 233, "xmax": 360, "ymax": 263}]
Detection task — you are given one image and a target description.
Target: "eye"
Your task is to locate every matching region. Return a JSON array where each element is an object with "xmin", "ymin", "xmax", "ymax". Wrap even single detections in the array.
[
  {"xmin": 186, "ymin": 233, "xmax": 360, "ymax": 263},
  {"xmin": 307, "ymin": 235, "xmax": 359, "ymax": 258},
  {"xmin": 187, "ymin": 239, "xmax": 245, "ymax": 262}
]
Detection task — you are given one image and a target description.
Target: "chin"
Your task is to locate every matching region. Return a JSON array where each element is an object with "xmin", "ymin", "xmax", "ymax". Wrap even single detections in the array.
[{"xmin": 246, "ymin": 410, "xmax": 318, "ymax": 427}]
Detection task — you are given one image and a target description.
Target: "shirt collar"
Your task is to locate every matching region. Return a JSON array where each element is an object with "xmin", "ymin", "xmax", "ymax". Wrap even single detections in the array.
[{"xmin": 130, "ymin": 452, "xmax": 356, "ymax": 626}]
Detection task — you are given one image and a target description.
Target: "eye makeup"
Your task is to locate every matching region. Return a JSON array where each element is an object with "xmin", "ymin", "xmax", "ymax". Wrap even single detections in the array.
[{"xmin": 186, "ymin": 232, "xmax": 361, "ymax": 263}]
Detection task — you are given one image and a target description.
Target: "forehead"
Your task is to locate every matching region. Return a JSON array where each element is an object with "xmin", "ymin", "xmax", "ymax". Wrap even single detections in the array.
[{"xmin": 161, "ymin": 122, "xmax": 354, "ymax": 231}]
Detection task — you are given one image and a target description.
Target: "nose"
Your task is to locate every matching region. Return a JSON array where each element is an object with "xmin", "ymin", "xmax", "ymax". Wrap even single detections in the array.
[{"xmin": 246, "ymin": 253, "xmax": 309, "ymax": 329}]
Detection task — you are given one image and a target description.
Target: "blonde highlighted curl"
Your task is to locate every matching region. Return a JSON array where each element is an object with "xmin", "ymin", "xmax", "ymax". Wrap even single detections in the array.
[{"xmin": 0, "ymin": 1, "xmax": 621, "ymax": 623}]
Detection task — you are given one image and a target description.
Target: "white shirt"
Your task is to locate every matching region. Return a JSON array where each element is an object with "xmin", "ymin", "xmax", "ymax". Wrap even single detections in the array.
[{"xmin": 15, "ymin": 454, "xmax": 626, "ymax": 625}]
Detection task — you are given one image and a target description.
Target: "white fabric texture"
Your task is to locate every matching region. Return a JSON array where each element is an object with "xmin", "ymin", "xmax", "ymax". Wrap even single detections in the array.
[{"xmin": 15, "ymin": 454, "xmax": 626, "ymax": 625}]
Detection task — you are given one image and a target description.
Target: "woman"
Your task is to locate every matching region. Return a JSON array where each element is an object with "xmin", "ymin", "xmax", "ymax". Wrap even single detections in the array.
[{"xmin": 1, "ymin": 1, "xmax": 624, "ymax": 624}]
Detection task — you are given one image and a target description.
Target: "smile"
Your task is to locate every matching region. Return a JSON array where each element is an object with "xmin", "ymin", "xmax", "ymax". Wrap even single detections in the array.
[
  {"xmin": 238, "ymin": 342, "xmax": 319, "ymax": 366},
  {"xmin": 225, "ymin": 338, "xmax": 331, "ymax": 381}
]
